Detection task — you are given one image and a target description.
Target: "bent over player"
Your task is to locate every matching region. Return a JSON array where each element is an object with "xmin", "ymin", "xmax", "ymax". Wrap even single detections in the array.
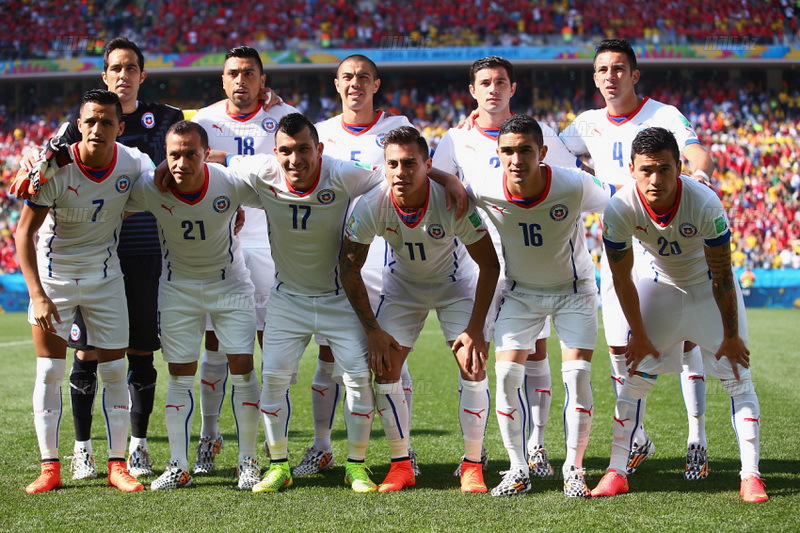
[
  {"xmin": 592, "ymin": 127, "xmax": 767, "ymax": 503},
  {"xmin": 341, "ymin": 126, "xmax": 499, "ymax": 493},
  {"xmin": 15, "ymin": 89, "xmax": 151, "ymax": 493}
]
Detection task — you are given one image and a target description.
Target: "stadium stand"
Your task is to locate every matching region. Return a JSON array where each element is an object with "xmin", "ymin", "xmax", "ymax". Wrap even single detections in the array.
[{"xmin": 1, "ymin": 0, "xmax": 795, "ymax": 59}]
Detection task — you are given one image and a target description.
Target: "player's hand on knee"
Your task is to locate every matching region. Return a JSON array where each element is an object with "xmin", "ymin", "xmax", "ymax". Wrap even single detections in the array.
[
  {"xmin": 367, "ymin": 330, "xmax": 400, "ymax": 376},
  {"xmin": 453, "ymin": 329, "xmax": 488, "ymax": 374},
  {"xmin": 715, "ymin": 336, "xmax": 750, "ymax": 381},
  {"xmin": 625, "ymin": 335, "xmax": 659, "ymax": 376},
  {"xmin": 32, "ymin": 296, "xmax": 61, "ymax": 333}
]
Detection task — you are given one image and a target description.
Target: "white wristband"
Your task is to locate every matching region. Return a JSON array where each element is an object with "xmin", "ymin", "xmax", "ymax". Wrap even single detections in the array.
[{"xmin": 692, "ymin": 169, "xmax": 710, "ymax": 181}]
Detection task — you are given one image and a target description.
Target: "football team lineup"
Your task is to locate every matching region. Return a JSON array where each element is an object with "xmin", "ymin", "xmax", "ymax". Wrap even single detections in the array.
[{"xmin": 11, "ymin": 36, "xmax": 767, "ymax": 504}]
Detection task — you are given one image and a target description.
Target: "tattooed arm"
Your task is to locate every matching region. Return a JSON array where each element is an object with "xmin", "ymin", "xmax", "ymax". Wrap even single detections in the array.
[
  {"xmin": 339, "ymin": 237, "xmax": 400, "ymax": 376},
  {"xmin": 705, "ymin": 242, "xmax": 749, "ymax": 380},
  {"xmin": 607, "ymin": 246, "xmax": 660, "ymax": 374}
]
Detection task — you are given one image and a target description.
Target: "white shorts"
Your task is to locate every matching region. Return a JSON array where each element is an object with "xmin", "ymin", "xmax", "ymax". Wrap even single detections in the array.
[
  {"xmin": 262, "ymin": 288, "xmax": 368, "ymax": 378},
  {"xmin": 632, "ymin": 277, "xmax": 750, "ymax": 381},
  {"xmin": 487, "ymin": 276, "xmax": 550, "ymax": 344},
  {"xmin": 600, "ymin": 241, "xmax": 650, "ymax": 347},
  {"xmin": 376, "ymin": 274, "xmax": 477, "ymax": 348},
  {"xmin": 160, "ymin": 274, "xmax": 256, "ymax": 364},
  {"xmin": 316, "ymin": 243, "xmax": 384, "ymax": 348},
  {"xmin": 494, "ymin": 289, "xmax": 598, "ymax": 352},
  {"xmin": 205, "ymin": 247, "xmax": 274, "ymax": 332},
  {"xmin": 29, "ymin": 274, "xmax": 128, "ymax": 349}
]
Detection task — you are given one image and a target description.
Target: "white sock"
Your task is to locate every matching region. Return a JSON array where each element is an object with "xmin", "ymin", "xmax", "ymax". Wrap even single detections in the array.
[
  {"xmin": 341, "ymin": 373, "xmax": 374, "ymax": 462},
  {"xmin": 98, "ymin": 358, "xmax": 130, "ymax": 460},
  {"xmin": 400, "ymin": 361, "xmax": 413, "ymax": 438},
  {"xmin": 74, "ymin": 439, "xmax": 92, "ymax": 455},
  {"xmin": 495, "ymin": 360, "xmax": 527, "ymax": 470},
  {"xmin": 609, "ymin": 352, "xmax": 627, "ymax": 397},
  {"xmin": 230, "ymin": 371, "xmax": 260, "ymax": 462},
  {"xmin": 609, "ymin": 374, "xmax": 655, "ymax": 474},
  {"xmin": 260, "ymin": 374, "xmax": 292, "ymax": 460},
  {"xmin": 129, "ymin": 436, "xmax": 147, "ymax": 453},
  {"xmin": 198, "ymin": 352, "xmax": 227, "ymax": 439},
  {"xmin": 32, "ymin": 358, "xmax": 65, "ymax": 461},
  {"xmin": 562, "ymin": 360, "xmax": 592, "ymax": 472},
  {"xmin": 310, "ymin": 360, "xmax": 340, "ymax": 452},
  {"xmin": 524, "ymin": 358, "xmax": 551, "ymax": 451},
  {"xmin": 722, "ymin": 377, "xmax": 761, "ymax": 479},
  {"xmin": 375, "ymin": 381, "xmax": 409, "ymax": 459},
  {"xmin": 459, "ymin": 377, "xmax": 489, "ymax": 462},
  {"xmin": 165, "ymin": 375, "xmax": 196, "ymax": 471},
  {"xmin": 681, "ymin": 346, "xmax": 707, "ymax": 447}
]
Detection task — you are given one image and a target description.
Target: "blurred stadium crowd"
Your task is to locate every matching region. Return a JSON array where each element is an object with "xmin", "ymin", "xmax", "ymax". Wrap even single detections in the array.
[
  {"xmin": 1, "ymin": 73, "xmax": 798, "ymax": 274},
  {"xmin": 1, "ymin": 0, "xmax": 797, "ymax": 58}
]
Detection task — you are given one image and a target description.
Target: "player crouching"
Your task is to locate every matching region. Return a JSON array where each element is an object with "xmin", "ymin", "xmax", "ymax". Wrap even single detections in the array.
[{"xmin": 592, "ymin": 127, "xmax": 767, "ymax": 503}]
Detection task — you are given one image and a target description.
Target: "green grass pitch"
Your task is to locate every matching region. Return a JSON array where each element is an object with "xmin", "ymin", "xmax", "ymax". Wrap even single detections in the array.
[{"xmin": 0, "ymin": 308, "xmax": 797, "ymax": 532}]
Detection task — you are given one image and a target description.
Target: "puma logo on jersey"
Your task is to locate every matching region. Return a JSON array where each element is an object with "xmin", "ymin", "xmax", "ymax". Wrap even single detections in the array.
[
  {"xmin": 269, "ymin": 186, "xmax": 279, "ymax": 198},
  {"xmin": 212, "ymin": 124, "xmax": 223, "ymax": 132},
  {"xmin": 385, "ymin": 226, "xmax": 399, "ymax": 234},
  {"xmin": 161, "ymin": 204, "xmax": 175, "ymax": 215},
  {"xmin": 67, "ymin": 184, "xmax": 81, "ymax": 196},
  {"xmin": 635, "ymin": 224, "xmax": 649, "ymax": 234},
  {"xmin": 490, "ymin": 204, "xmax": 509, "ymax": 216}
]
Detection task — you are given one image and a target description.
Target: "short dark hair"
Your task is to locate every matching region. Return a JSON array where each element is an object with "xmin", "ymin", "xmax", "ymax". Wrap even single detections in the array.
[
  {"xmin": 225, "ymin": 46, "xmax": 264, "ymax": 75},
  {"xmin": 631, "ymin": 127, "xmax": 680, "ymax": 164},
  {"xmin": 338, "ymin": 54, "xmax": 379, "ymax": 78},
  {"xmin": 383, "ymin": 126, "xmax": 429, "ymax": 159},
  {"xmin": 167, "ymin": 120, "xmax": 209, "ymax": 149},
  {"xmin": 277, "ymin": 113, "xmax": 319, "ymax": 144},
  {"xmin": 80, "ymin": 89, "xmax": 123, "ymax": 121},
  {"xmin": 594, "ymin": 38, "xmax": 637, "ymax": 71},
  {"xmin": 498, "ymin": 115, "xmax": 543, "ymax": 149},
  {"xmin": 103, "ymin": 37, "xmax": 145, "ymax": 72},
  {"xmin": 469, "ymin": 56, "xmax": 514, "ymax": 85}
]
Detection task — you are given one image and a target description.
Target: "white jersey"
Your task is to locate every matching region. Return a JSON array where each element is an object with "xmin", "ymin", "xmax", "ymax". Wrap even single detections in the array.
[
  {"xmin": 31, "ymin": 142, "xmax": 152, "ymax": 280},
  {"xmin": 316, "ymin": 110, "xmax": 412, "ymax": 272},
  {"xmin": 433, "ymin": 121, "xmax": 578, "ymax": 181},
  {"xmin": 602, "ymin": 176, "xmax": 731, "ymax": 288},
  {"xmin": 316, "ymin": 110, "xmax": 411, "ymax": 165},
  {"xmin": 192, "ymin": 100, "xmax": 300, "ymax": 248},
  {"xmin": 231, "ymin": 154, "xmax": 383, "ymax": 296},
  {"xmin": 559, "ymin": 96, "xmax": 701, "ymax": 185},
  {"xmin": 345, "ymin": 180, "xmax": 487, "ymax": 282},
  {"xmin": 125, "ymin": 163, "xmax": 260, "ymax": 281},
  {"xmin": 467, "ymin": 164, "xmax": 611, "ymax": 294}
]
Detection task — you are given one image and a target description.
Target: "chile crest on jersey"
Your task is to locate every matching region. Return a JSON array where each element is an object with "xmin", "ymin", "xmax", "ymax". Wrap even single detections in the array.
[
  {"xmin": 262, "ymin": 117, "xmax": 278, "ymax": 133},
  {"xmin": 427, "ymin": 224, "xmax": 445, "ymax": 239},
  {"xmin": 213, "ymin": 196, "xmax": 231, "ymax": 213},
  {"xmin": 549, "ymin": 204, "xmax": 568, "ymax": 221},
  {"xmin": 679, "ymin": 222, "xmax": 698, "ymax": 238},
  {"xmin": 115, "ymin": 175, "xmax": 131, "ymax": 193},
  {"xmin": 375, "ymin": 133, "xmax": 386, "ymax": 148},
  {"xmin": 141, "ymin": 112, "xmax": 156, "ymax": 129},
  {"xmin": 317, "ymin": 189, "xmax": 335, "ymax": 204}
]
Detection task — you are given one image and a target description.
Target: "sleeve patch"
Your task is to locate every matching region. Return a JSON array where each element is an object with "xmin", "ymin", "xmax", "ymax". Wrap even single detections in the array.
[
  {"xmin": 345, "ymin": 215, "xmax": 360, "ymax": 239},
  {"xmin": 591, "ymin": 176, "xmax": 604, "ymax": 188},
  {"xmin": 354, "ymin": 161, "xmax": 374, "ymax": 170},
  {"xmin": 468, "ymin": 211, "xmax": 482, "ymax": 228},
  {"xmin": 714, "ymin": 215, "xmax": 728, "ymax": 234}
]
